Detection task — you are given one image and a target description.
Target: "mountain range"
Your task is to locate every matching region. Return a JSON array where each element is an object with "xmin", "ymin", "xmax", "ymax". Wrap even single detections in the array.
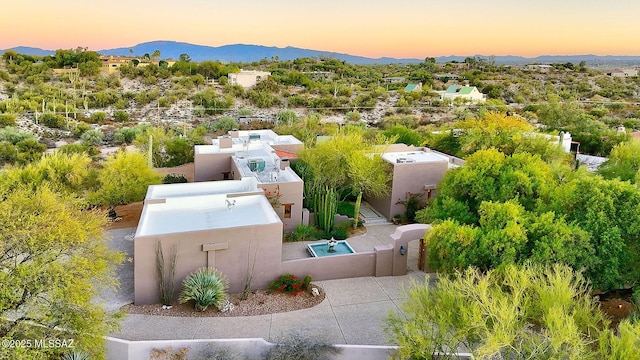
[{"xmin": 3, "ymin": 40, "xmax": 640, "ymax": 66}]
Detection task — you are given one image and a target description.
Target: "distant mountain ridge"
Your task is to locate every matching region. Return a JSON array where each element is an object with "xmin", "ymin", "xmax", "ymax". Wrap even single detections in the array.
[{"xmin": 3, "ymin": 40, "xmax": 640, "ymax": 66}]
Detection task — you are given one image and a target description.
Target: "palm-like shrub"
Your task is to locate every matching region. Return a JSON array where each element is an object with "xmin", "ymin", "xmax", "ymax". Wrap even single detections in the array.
[{"xmin": 179, "ymin": 268, "xmax": 228, "ymax": 311}]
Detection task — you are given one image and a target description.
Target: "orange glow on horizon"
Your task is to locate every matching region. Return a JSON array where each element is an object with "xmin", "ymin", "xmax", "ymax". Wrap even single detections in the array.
[{"xmin": 2, "ymin": 1, "xmax": 639, "ymax": 59}]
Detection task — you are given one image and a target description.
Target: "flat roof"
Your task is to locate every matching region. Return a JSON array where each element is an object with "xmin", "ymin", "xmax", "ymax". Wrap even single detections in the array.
[
  {"xmin": 145, "ymin": 178, "xmax": 258, "ymax": 200},
  {"xmin": 136, "ymin": 193, "xmax": 280, "ymax": 237},
  {"xmin": 382, "ymin": 151, "xmax": 450, "ymax": 164}
]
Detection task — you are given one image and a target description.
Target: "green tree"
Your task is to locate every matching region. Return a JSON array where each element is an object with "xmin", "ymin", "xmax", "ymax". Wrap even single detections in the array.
[
  {"xmin": 88, "ymin": 150, "xmax": 161, "ymax": 207},
  {"xmin": 0, "ymin": 185, "xmax": 123, "ymax": 359},
  {"xmin": 598, "ymin": 139, "xmax": 640, "ymax": 182},
  {"xmin": 0, "ymin": 152, "xmax": 95, "ymax": 197},
  {"xmin": 544, "ymin": 175, "xmax": 640, "ymax": 291},
  {"xmin": 419, "ymin": 149, "xmax": 553, "ymax": 224},
  {"xmin": 387, "ymin": 263, "xmax": 638, "ymax": 360},
  {"xmin": 383, "ymin": 125, "xmax": 422, "ymax": 146},
  {"xmin": 301, "ymin": 130, "xmax": 391, "ymax": 229}
]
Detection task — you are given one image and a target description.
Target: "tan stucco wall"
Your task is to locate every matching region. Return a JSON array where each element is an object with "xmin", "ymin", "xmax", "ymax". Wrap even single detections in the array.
[
  {"xmin": 194, "ymin": 152, "xmax": 233, "ymax": 181},
  {"xmin": 134, "ymin": 222, "xmax": 283, "ymax": 305},
  {"xmin": 280, "ymin": 252, "xmax": 377, "ymax": 281},
  {"xmin": 367, "ymin": 160, "xmax": 448, "ymax": 220},
  {"xmin": 259, "ymin": 181, "xmax": 303, "ymax": 233}
]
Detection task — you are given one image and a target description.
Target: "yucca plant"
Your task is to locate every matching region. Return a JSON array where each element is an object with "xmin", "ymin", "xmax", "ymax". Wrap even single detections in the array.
[{"xmin": 179, "ymin": 268, "xmax": 228, "ymax": 311}]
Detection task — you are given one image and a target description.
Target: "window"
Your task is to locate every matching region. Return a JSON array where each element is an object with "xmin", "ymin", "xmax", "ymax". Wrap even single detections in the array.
[{"xmin": 283, "ymin": 203, "xmax": 293, "ymax": 219}]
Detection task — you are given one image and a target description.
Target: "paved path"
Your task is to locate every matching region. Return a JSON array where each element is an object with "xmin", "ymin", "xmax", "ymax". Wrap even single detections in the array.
[{"xmin": 102, "ymin": 226, "xmax": 435, "ymax": 345}]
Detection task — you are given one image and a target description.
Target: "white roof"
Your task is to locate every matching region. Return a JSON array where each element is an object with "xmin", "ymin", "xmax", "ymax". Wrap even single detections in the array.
[
  {"xmin": 136, "ymin": 193, "xmax": 280, "ymax": 236},
  {"xmin": 145, "ymin": 178, "xmax": 258, "ymax": 200},
  {"xmin": 382, "ymin": 150, "xmax": 450, "ymax": 164}
]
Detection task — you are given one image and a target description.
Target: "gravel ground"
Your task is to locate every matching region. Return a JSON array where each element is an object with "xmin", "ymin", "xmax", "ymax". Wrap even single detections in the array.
[{"xmin": 122, "ymin": 285, "xmax": 325, "ymax": 318}]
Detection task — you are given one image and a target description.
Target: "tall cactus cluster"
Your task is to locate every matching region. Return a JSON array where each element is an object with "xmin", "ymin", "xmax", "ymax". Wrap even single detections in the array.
[{"xmin": 313, "ymin": 186, "xmax": 338, "ymax": 233}]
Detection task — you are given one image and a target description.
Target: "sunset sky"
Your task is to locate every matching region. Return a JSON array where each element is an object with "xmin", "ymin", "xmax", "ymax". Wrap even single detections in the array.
[{"xmin": 3, "ymin": 0, "xmax": 639, "ymax": 58}]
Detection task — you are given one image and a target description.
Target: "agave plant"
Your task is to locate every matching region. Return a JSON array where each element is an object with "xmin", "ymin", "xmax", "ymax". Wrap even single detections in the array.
[
  {"xmin": 62, "ymin": 350, "xmax": 90, "ymax": 360},
  {"xmin": 179, "ymin": 268, "xmax": 228, "ymax": 311}
]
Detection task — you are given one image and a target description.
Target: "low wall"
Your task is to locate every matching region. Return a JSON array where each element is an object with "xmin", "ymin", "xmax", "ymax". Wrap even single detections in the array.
[
  {"xmin": 106, "ymin": 337, "xmax": 398, "ymax": 360},
  {"xmin": 154, "ymin": 163, "xmax": 196, "ymax": 182},
  {"xmin": 280, "ymin": 251, "xmax": 376, "ymax": 280},
  {"xmin": 280, "ymin": 224, "xmax": 432, "ymax": 283}
]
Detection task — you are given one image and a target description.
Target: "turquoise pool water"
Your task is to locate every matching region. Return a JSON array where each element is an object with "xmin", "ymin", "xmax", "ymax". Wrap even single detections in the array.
[{"xmin": 307, "ymin": 241, "xmax": 356, "ymax": 257}]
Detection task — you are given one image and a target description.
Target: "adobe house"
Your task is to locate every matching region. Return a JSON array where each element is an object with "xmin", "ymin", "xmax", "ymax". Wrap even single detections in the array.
[
  {"xmin": 228, "ymin": 70, "xmax": 272, "ymax": 88},
  {"xmin": 194, "ymin": 130, "xmax": 304, "ymax": 232},
  {"xmin": 366, "ymin": 145, "xmax": 462, "ymax": 220},
  {"xmin": 133, "ymin": 177, "xmax": 433, "ymax": 305},
  {"xmin": 134, "ymin": 178, "xmax": 284, "ymax": 305},
  {"xmin": 133, "ymin": 138, "xmax": 454, "ymax": 305}
]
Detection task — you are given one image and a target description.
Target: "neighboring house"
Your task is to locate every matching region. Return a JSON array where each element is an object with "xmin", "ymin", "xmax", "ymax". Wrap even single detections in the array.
[
  {"xmin": 404, "ymin": 83, "xmax": 422, "ymax": 92},
  {"xmin": 383, "ymin": 76, "xmax": 407, "ymax": 83},
  {"xmin": 434, "ymin": 73, "xmax": 461, "ymax": 80},
  {"xmin": 100, "ymin": 55, "xmax": 136, "ymax": 73},
  {"xmin": 366, "ymin": 144, "xmax": 463, "ymax": 220},
  {"xmin": 100, "ymin": 55, "xmax": 176, "ymax": 74},
  {"xmin": 607, "ymin": 69, "xmax": 638, "ymax": 77},
  {"xmin": 228, "ymin": 70, "xmax": 271, "ymax": 88},
  {"xmin": 440, "ymin": 84, "xmax": 486, "ymax": 103},
  {"xmin": 194, "ymin": 130, "xmax": 304, "ymax": 232},
  {"xmin": 524, "ymin": 64, "xmax": 552, "ymax": 72},
  {"xmin": 524, "ymin": 131, "xmax": 574, "ymax": 153}
]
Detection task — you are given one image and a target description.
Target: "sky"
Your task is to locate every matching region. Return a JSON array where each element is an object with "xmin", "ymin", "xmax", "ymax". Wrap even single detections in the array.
[{"xmin": 3, "ymin": 0, "xmax": 640, "ymax": 59}]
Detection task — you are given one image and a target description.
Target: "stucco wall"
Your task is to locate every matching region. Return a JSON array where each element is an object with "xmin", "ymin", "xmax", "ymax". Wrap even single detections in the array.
[
  {"xmin": 134, "ymin": 222, "xmax": 283, "ymax": 305},
  {"xmin": 388, "ymin": 161, "xmax": 448, "ymax": 219},
  {"xmin": 194, "ymin": 152, "xmax": 233, "ymax": 181},
  {"xmin": 367, "ymin": 160, "xmax": 448, "ymax": 220},
  {"xmin": 280, "ymin": 252, "xmax": 377, "ymax": 281}
]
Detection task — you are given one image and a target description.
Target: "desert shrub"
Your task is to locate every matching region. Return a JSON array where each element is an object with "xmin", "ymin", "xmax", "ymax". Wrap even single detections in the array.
[
  {"xmin": 238, "ymin": 108, "xmax": 252, "ymax": 116},
  {"xmin": 39, "ymin": 113, "xmax": 66, "ymax": 129},
  {"xmin": 287, "ymin": 225, "xmax": 320, "ymax": 242},
  {"xmin": 302, "ymin": 275, "xmax": 312, "ymax": 290},
  {"xmin": 179, "ymin": 268, "xmax": 228, "ymax": 311},
  {"xmin": 263, "ymin": 336, "xmax": 341, "ymax": 360},
  {"xmin": 336, "ymin": 201, "xmax": 355, "ymax": 218},
  {"xmin": 113, "ymin": 110, "xmax": 130, "ymax": 122},
  {"xmin": 194, "ymin": 345, "xmax": 241, "ymax": 360},
  {"xmin": 208, "ymin": 116, "xmax": 238, "ymax": 133},
  {"xmin": 396, "ymin": 192, "xmax": 425, "ymax": 224},
  {"xmin": 71, "ymin": 122, "xmax": 92, "ymax": 137},
  {"xmin": 269, "ymin": 273, "xmax": 306, "ymax": 296},
  {"xmin": 331, "ymin": 226, "xmax": 349, "ymax": 240},
  {"xmin": 90, "ymin": 111, "xmax": 107, "ymax": 124},
  {"xmin": 0, "ymin": 114, "xmax": 17, "ymax": 127},
  {"xmin": 148, "ymin": 347, "xmax": 189, "ymax": 360},
  {"xmin": 80, "ymin": 129, "xmax": 104, "ymax": 146},
  {"xmin": 162, "ymin": 173, "xmax": 188, "ymax": 184},
  {"xmin": 57, "ymin": 143, "xmax": 100, "ymax": 157},
  {"xmin": 113, "ymin": 126, "xmax": 142, "ymax": 145}
]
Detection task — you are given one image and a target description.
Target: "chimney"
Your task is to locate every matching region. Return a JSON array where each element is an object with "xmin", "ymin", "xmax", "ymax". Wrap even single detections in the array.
[
  {"xmin": 229, "ymin": 129, "xmax": 239, "ymax": 138},
  {"xmin": 280, "ymin": 159, "xmax": 290, "ymax": 170}
]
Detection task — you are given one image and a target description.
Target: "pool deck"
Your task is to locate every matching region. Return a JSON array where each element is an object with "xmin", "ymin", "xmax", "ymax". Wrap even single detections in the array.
[{"xmin": 101, "ymin": 225, "xmax": 434, "ymax": 346}]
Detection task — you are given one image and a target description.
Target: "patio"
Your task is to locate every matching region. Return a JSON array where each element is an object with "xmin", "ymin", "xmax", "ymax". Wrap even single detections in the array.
[{"xmin": 282, "ymin": 224, "xmax": 424, "ymax": 272}]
